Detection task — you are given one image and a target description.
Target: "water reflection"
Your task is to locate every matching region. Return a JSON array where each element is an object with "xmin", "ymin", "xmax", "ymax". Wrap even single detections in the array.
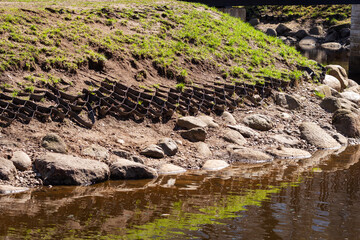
[{"xmin": 0, "ymin": 146, "xmax": 360, "ymax": 239}]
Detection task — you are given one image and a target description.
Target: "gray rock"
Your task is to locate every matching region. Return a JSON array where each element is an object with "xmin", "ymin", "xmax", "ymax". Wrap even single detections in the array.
[
  {"xmin": 0, "ymin": 158, "xmax": 17, "ymax": 181},
  {"xmin": 158, "ymin": 138, "xmax": 178, "ymax": 156},
  {"xmin": 270, "ymin": 134, "xmax": 301, "ymax": 146},
  {"xmin": 275, "ymin": 92, "xmax": 302, "ymax": 110},
  {"xmin": 158, "ymin": 163, "xmax": 186, "ymax": 175},
  {"xmin": 309, "ymin": 26, "xmax": 323, "ymax": 35},
  {"xmin": 266, "ymin": 147, "xmax": 311, "ymax": 159},
  {"xmin": 295, "ymin": 29, "xmax": 308, "ymax": 40},
  {"xmin": 140, "ymin": 144, "xmax": 165, "ymax": 158},
  {"xmin": 223, "ymin": 129, "xmax": 246, "ymax": 145},
  {"xmin": 0, "ymin": 185, "xmax": 29, "ymax": 195},
  {"xmin": 332, "ymin": 109, "xmax": 360, "ymax": 137},
  {"xmin": 329, "ymin": 132, "xmax": 348, "ymax": 145},
  {"xmin": 320, "ymin": 96, "xmax": 358, "ymax": 113},
  {"xmin": 243, "ymin": 114, "xmax": 274, "ymax": 131},
  {"xmin": 266, "ymin": 28, "xmax": 277, "ymax": 37},
  {"xmin": 348, "ymin": 79, "xmax": 359, "ymax": 88},
  {"xmin": 202, "ymin": 160, "xmax": 229, "ymax": 171},
  {"xmin": 230, "ymin": 147, "xmax": 273, "ymax": 163},
  {"xmin": 113, "ymin": 150, "xmax": 144, "ymax": 164},
  {"xmin": 321, "ymin": 42, "xmax": 342, "ymax": 50},
  {"xmin": 10, "ymin": 151, "xmax": 31, "ymax": 171},
  {"xmin": 197, "ymin": 115, "xmax": 219, "ymax": 128},
  {"xmin": 82, "ymin": 144, "xmax": 109, "ymax": 160},
  {"xmin": 324, "ymin": 31, "xmax": 339, "ymax": 42},
  {"xmin": 323, "ymin": 75, "xmax": 341, "ymax": 91},
  {"xmin": 180, "ymin": 127, "xmax": 207, "ymax": 142},
  {"xmin": 196, "ymin": 142, "xmax": 212, "ymax": 158},
  {"xmin": 41, "ymin": 133, "xmax": 67, "ymax": 153},
  {"xmin": 276, "ymin": 23, "xmax": 291, "ymax": 35},
  {"xmin": 177, "ymin": 116, "xmax": 207, "ymax": 130},
  {"xmin": 299, "ymin": 122, "xmax": 340, "ymax": 149},
  {"xmin": 110, "ymin": 158, "xmax": 157, "ymax": 180},
  {"xmin": 227, "ymin": 124, "xmax": 259, "ymax": 138},
  {"xmin": 326, "ymin": 64, "xmax": 348, "ymax": 90},
  {"xmin": 34, "ymin": 153, "xmax": 110, "ymax": 185},
  {"xmin": 249, "ymin": 18, "xmax": 260, "ymax": 26},
  {"xmin": 222, "ymin": 111, "xmax": 237, "ymax": 125},
  {"xmin": 340, "ymin": 91, "xmax": 360, "ymax": 105}
]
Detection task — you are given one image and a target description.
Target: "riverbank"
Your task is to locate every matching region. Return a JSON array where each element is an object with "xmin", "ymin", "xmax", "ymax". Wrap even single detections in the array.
[{"xmin": 0, "ymin": 2, "xmax": 359, "ymax": 192}]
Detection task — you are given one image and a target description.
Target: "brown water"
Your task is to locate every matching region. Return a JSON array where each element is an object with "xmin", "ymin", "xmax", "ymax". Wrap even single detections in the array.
[{"xmin": 1, "ymin": 145, "xmax": 360, "ymax": 239}]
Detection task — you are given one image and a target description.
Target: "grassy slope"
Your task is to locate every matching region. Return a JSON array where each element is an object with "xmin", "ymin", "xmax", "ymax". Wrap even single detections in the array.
[{"xmin": 0, "ymin": 0, "xmax": 320, "ymax": 96}]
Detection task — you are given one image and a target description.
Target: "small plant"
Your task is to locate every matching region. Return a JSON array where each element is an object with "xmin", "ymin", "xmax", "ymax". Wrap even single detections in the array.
[
  {"xmin": 313, "ymin": 90, "xmax": 325, "ymax": 99},
  {"xmin": 11, "ymin": 90, "xmax": 19, "ymax": 97},
  {"xmin": 176, "ymin": 82, "xmax": 185, "ymax": 92}
]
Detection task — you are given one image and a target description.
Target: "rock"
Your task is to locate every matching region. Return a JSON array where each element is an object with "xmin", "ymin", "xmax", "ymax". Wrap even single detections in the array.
[
  {"xmin": 82, "ymin": 144, "xmax": 109, "ymax": 160},
  {"xmin": 345, "ymin": 86, "xmax": 360, "ymax": 94},
  {"xmin": 320, "ymin": 96, "xmax": 358, "ymax": 113},
  {"xmin": 266, "ymin": 28, "xmax": 277, "ymax": 37},
  {"xmin": 158, "ymin": 138, "xmax": 178, "ymax": 156},
  {"xmin": 41, "ymin": 133, "xmax": 67, "ymax": 153},
  {"xmin": 340, "ymin": 91, "xmax": 360, "ymax": 105},
  {"xmin": 221, "ymin": 111, "xmax": 236, "ymax": 124},
  {"xmin": 299, "ymin": 122, "xmax": 340, "ymax": 149},
  {"xmin": 270, "ymin": 134, "xmax": 301, "ymax": 146},
  {"xmin": 227, "ymin": 124, "xmax": 259, "ymax": 138},
  {"xmin": 266, "ymin": 147, "xmax": 311, "ymax": 159},
  {"xmin": 10, "ymin": 151, "xmax": 31, "ymax": 171},
  {"xmin": 275, "ymin": 92, "xmax": 302, "ymax": 110},
  {"xmin": 34, "ymin": 153, "xmax": 110, "ymax": 185},
  {"xmin": 348, "ymin": 79, "xmax": 359, "ymax": 88},
  {"xmin": 329, "ymin": 23, "xmax": 351, "ymax": 32},
  {"xmin": 299, "ymin": 36, "xmax": 317, "ymax": 49},
  {"xmin": 195, "ymin": 142, "xmax": 212, "ymax": 158},
  {"xmin": 329, "ymin": 132, "xmax": 348, "ymax": 145},
  {"xmin": 332, "ymin": 109, "xmax": 360, "ymax": 137},
  {"xmin": 180, "ymin": 127, "xmax": 207, "ymax": 142},
  {"xmin": 276, "ymin": 23, "xmax": 291, "ymax": 35},
  {"xmin": 309, "ymin": 26, "xmax": 322, "ymax": 35},
  {"xmin": 249, "ymin": 18, "xmax": 260, "ymax": 26},
  {"xmin": 314, "ymin": 85, "xmax": 332, "ymax": 98},
  {"xmin": 202, "ymin": 160, "xmax": 229, "ymax": 171},
  {"xmin": 223, "ymin": 129, "xmax": 246, "ymax": 145},
  {"xmin": 197, "ymin": 115, "xmax": 219, "ymax": 128},
  {"xmin": 177, "ymin": 116, "xmax": 207, "ymax": 130},
  {"xmin": 323, "ymin": 75, "xmax": 341, "ymax": 91},
  {"xmin": 321, "ymin": 42, "xmax": 342, "ymax": 50},
  {"xmin": 110, "ymin": 158, "xmax": 157, "ymax": 180},
  {"xmin": 243, "ymin": 114, "xmax": 273, "ymax": 131},
  {"xmin": 140, "ymin": 144, "xmax": 165, "ymax": 158},
  {"xmin": 0, "ymin": 158, "xmax": 17, "ymax": 181},
  {"xmin": 0, "ymin": 185, "xmax": 29, "ymax": 195},
  {"xmin": 295, "ymin": 29, "xmax": 308, "ymax": 40},
  {"xmin": 230, "ymin": 147, "xmax": 273, "ymax": 163},
  {"xmin": 324, "ymin": 31, "xmax": 339, "ymax": 42},
  {"xmin": 0, "ymin": 139, "xmax": 20, "ymax": 148},
  {"xmin": 340, "ymin": 28, "xmax": 351, "ymax": 38},
  {"xmin": 158, "ymin": 163, "xmax": 186, "ymax": 175},
  {"xmin": 326, "ymin": 65, "xmax": 348, "ymax": 89},
  {"xmin": 113, "ymin": 150, "xmax": 145, "ymax": 164}
]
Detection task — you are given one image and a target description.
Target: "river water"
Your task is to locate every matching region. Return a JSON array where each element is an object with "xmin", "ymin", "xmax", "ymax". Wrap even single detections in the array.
[{"xmin": 1, "ymin": 48, "xmax": 359, "ymax": 239}]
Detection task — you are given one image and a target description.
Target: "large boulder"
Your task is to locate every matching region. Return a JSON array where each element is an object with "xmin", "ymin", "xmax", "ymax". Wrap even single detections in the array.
[
  {"xmin": 0, "ymin": 158, "xmax": 17, "ymax": 181},
  {"xmin": 340, "ymin": 91, "xmax": 360, "ymax": 105},
  {"xmin": 180, "ymin": 127, "xmax": 207, "ymax": 142},
  {"xmin": 140, "ymin": 144, "xmax": 165, "ymax": 158},
  {"xmin": 158, "ymin": 138, "xmax": 178, "ymax": 156},
  {"xmin": 177, "ymin": 116, "xmax": 207, "ymax": 130},
  {"xmin": 230, "ymin": 147, "xmax": 273, "ymax": 163},
  {"xmin": 309, "ymin": 26, "xmax": 323, "ymax": 35},
  {"xmin": 323, "ymin": 75, "xmax": 341, "ymax": 91},
  {"xmin": 320, "ymin": 96, "xmax": 358, "ymax": 113},
  {"xmin": 10, "ymin": 151, "xmax": 31, "ymax": 171},
  {"xmin": 243, "ymin": 114, "xmax": 273, "ymax": 131},
  {"xmin": 110, "ymin": 158, "xmax": 157, "ymax": 180},
  {"xmin": 227, "ymin": 124, "xmax": 259, "ymax": 138},
  {"xmin": 34, "ymin": 153, "xmax": 110, "ymax": 185},
  {"xmin": 41, "ymin": 133, "xmax": 67, "ymax": 153},
  {"xmin": 299, "ymin": 122, "xmax": 340, "ymax": 149},
  {"xmin": 325, "ymin": 65, "xmax": 348, "ymax": 89},
  {"xmin": 276, "ymin": 23, "xmax": 291, "ymax": 36},
  {"xmin": 275, "ymin": 92, "xmax": 302, "ymax": 110},
  {"xmin": 324, "ymin": 31, "xmax": 339, "ymax": 42},
  {"xmin": 332, "ymin": 109, "xmax": 360, "ymax": 137},
  {"xmin": 223, "ymin": 129, "xmax": 246, "ymax": 145}
]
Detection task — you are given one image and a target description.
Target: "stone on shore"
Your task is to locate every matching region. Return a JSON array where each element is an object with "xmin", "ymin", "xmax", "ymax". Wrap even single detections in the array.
[
  {"xmin": 299, "ymin": 122, "xmax": 340, "ymax": 149},
  {"xmin": 309, "ymin": 26, "xmax": 323, "ymax": 35},
  {"xmin": 222, "ymin": 111, "xmax": 237, "ymax": 125},
  {"xmin": 113, "ymin": 150, "xmax": 145, "ymax": 164},
  {"xmin": 228, "ymin": 124, "xmax": 259, "ymax": 138},
  {"xmin": 177, "ymin": 116, "xmax": 207, "ymax": 130},
  {"xmin": 223, "ymin": 129, "xmax": 246, "ymax": 145},
  {"xmin": 10, "ymin": 151, "xmax": 31, "ymax": 171},
  {"xmin": 329, "ymin": 132, "xmax": 348, "ymax": 145},
  {"xmin": 266, "ymin": 28, "xmax": 277, "ymax": 37},
  {"xmin": 276, "ymin": 23, "xmax": 291, "ymax": 35},
  {"xmin": 110, "ymin": 158, "xmax": 157, "ymax": 180},
  {"xmin": 321, "ymin": 42, "xmax": 342, "ymax": 50},
  {"xmin": 320, "ymin": 96, "xmax": 358, "ymax": 113},
  {"xmin": 295, "ymin": 29, "xmax": 308, "ymax": 40},
  {"xmin": 35, "ymin": 153, "xmax": 110, "ymax": 185},
  {"xmin": 332, "ymin": 109, "xmax": 360, "ymax": 138},
  {"xmin": 340, "ymin": 91, "xmax": 360, "ymax": 105},
  {"xmin": 195, "ymin": 142, "xmax": 212, "ymax": 158},
  {"xmin": 230, "ymin": 147, "xmax": 273, "ymax": 163},
  {"xmin": 197, "ymin": 115, "xmax": 219, "ymax": 128},
  {"xmin": 299, "ymin": 36, "xmax": 317, "ymax": 48},
  {"xmin": 202, "ymin": 160, "xmax": 229, "ymax": 171},
  {"xmin": 0, "ymin": 185, "xmax": 29, "ymax": 195},
  {"xmin": 158, "ymin": 138, "xmax": 178, "ymax": 156},
  {"xmin": 140, "ymin": 144, "xmax": 165, "ymax": 158},
  {"xmin": 82, "ymin": 144, "xmax": 109, "ymax": 160},
  {"xmin": 325, "ymin": 65, "xmax": 348, "ymax": 89},
  {"xmin": 0, "ymin": 158, "xmax": 17, "ymax": 181},
  {"xmin": 158, "ymin": 163, "xmax": 186, "ymax": 175},
  {"xmin": 323, "ymin": 75, "xmax": 341, "ymax": 91},
  {"xmin": 243, "ymin": 114, "xmax": 273, "ymax": 131},
  {"xmin": 314, "ymin": 85, "xmax": 332, "ymax": 98},
  {"xmin": 266, "ymin": 147, "xmax": 311, "ymax": 159},
  {"xmin": 41, "ymin": 133, "xmax": 67, "ymax": 153},
  {"xmin": 275, "ymin": 92, "xmax": 302, "ymax": 110},
  {"xmin": 180, "ymin": 127, "xmax": 207, "ymax": 142},
  {"xmin": 270, "ymin": 134, "xmax": 301, "ymax": 146}
]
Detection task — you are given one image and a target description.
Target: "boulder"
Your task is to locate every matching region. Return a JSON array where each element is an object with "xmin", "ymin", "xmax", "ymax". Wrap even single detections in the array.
[
  {"xmin": 340, "ymin": 28, "xmax": 350, "ymax": 38},
  {"xmin": 158, "ymin": 138, "xmax": 178, "ymax": 156},
  {"xmin": 10, "ymin": 151, "xmax": 31, "ymax": 171},
  {"xmin": 329, "ymin": 23, "xmax": 351, "ymax": 32},
  {"xmin": 299, "ymin": 122, "xmax": 340, "ymax": 149},
  {"xmin": 276, "ymin": 23, "xmax": 291, "ymax": 35},
  {"xmin": 110, "ymin": 158, "xmax": 157, "ymax": 180},
  {"xmin": 34, "ymin": 153, "xmax": 110, "ymax": 185},
  {"xmin": 266, "ymin": 28, "xmax": 277, "ymax": 37},
  {"xmin": 41, "ymin": 133, "xmax": 67, "ymax": 153},
  {"xmin": 195, "ymin": 142, "xmax": 212, "ymax": 158},
  {"xmin": 309, "ymin": 26, "xmax": 322, "ymax": 35},
  {"xmin": 348, "ymin": 79, "xmax": 359, "ymax": 88},
  {"xmin": 340, "ymin": 91, "xmax": 360, "ymax": 105},
  {"xmin": 270, "ymin": 134, "xmax": 301, "ymax": 146},
  {"xmin": 275, "ymin": 92, "xmax": 302, "ymax": 110},
  {"xmin": 223, "ymin": 129, "xmax": 246, "ymax": 145},
  {"xmin": 332, "ymin": 109, "xmax": 360, "ymax": 137},
  {"xmin": 320, "ymin": 96, "xmax": 358, "ymax": 113},
  {"xmin": 295, "ymin": 29, "xmax": 308, "ymax": 40},
  {"xmin": 0, "ymin": 185, "xmax": 29, "ymax": 195},
  {"xmin": 158, "ymin": 163, "xmax": 186, "ymax": 175},
  {"xmin": 299, "ymin": 36, "xmax": 317, "ymax": 49},
  {"xmin": 197, "ymin": 115, "xmax": 219, "ymax": 128},
  {"xmin": 323, "ymin": 75, "xmax": 341, "ymax": 91},
  {"xmin": 325, "ymin": 65, "xmax": 348, "ymax": 89},
  {"xmin": 113, "ymin": 150, "xmax": 144, "ymax": 164},
  {"xmin": 249, "ymin": 18, "xmax": 260, "ymax": 26},
  {"xmin": 314, "ymin": 85, "xmax": 332, "ymax": 98},
  {"xmin": 321, "ymin": 42, "xmax": 342, "ymax": 50},
  {"xmin": 227, "ymin": 124, "xmax": 259, "ymax": 138},
  {"xmin": 221, "ymin": 111, "xmax": 237, "ymax": 125},
  {"xmin": 140, "ymin": 144, "xmax": 165, "ymax": 158},
  {"xmin": 243, "ymin": 114, "xmax": 274, "ymax": 131},
  {"xmin": 82, "ymin": 144, "xmax": 109, "ymax": 160},
  {"xmin": 329, "ymin": 132, "xmax": 348, "ymax": 145},
  {"xmin": 324, "ymin": 31, "xmax": 339, "ymax": 42},
  {"xmin": 230, "ymin": 147, "xmax": 273, "ymax": 163},
  {"xmin": 0, "ymin": 158, "xmax": 17, "ymax": 181},
  {"xmin": 202, "ymin": 160, "xmax": 229, "ymax": 171},
  {"xmin": 177, "ymin": 116, "xmax": 207, "ymax": 130},
  {"xmin": 180, "ymin": 127, "xmax": 206, "ymax": 142},
  {"xmin": 266, "ymin": 147, "xmax": 311, "ymax": 159}
]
